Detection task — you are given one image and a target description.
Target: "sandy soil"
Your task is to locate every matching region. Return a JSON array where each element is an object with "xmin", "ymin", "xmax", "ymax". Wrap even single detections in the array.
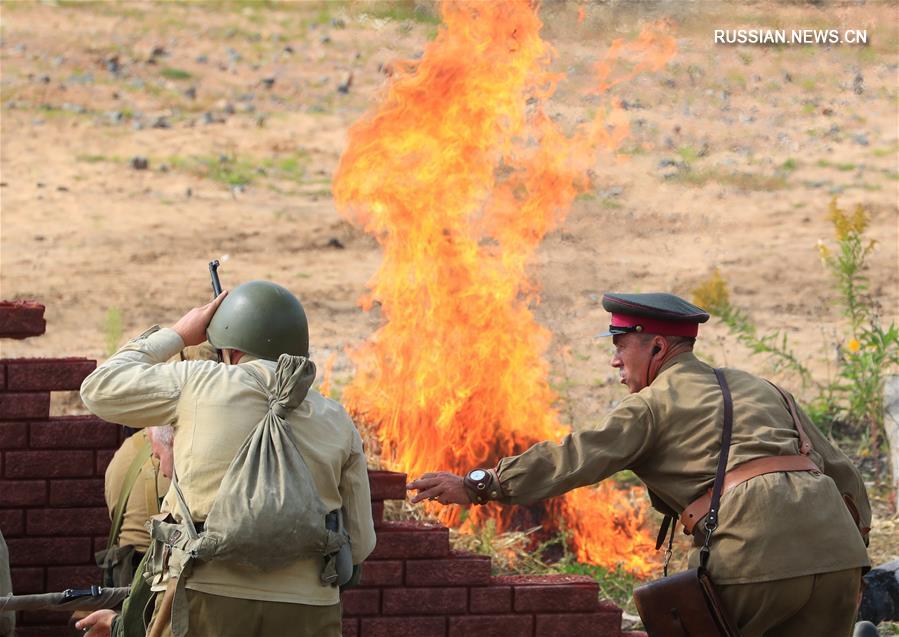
[{"xmin": 1, "ymin": 0, "xmax": 897, "ymax": 563}]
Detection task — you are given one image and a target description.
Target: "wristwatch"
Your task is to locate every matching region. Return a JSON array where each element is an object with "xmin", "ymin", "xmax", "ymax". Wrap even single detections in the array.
[{"xmin": 463, "ymin": 468, "xmax": 499, "ymax": 505}]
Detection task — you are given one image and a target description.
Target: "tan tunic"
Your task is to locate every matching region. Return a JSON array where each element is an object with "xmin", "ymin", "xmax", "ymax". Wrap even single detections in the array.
[
  {"xmin": 496, "ymin": 352, "xmax": 870, "ymax": 585},
  {"xmin": 104, "ymin": 430, "xmax": 170, "ymax": 552},
  {"xmin": 81, "ymin": 327, "xmax": 377, "ymax": 606}
]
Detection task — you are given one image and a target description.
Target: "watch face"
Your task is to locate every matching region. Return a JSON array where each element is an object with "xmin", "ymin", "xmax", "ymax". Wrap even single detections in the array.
[{"xmin": 468, "ymin": 469, "xmax": 486, "ymax": 481}]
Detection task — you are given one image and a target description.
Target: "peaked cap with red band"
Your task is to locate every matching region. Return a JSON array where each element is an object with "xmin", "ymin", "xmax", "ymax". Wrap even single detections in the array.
[{"xmin": 597, "ymin": 292, "xmax": 710, "ymax": 338}]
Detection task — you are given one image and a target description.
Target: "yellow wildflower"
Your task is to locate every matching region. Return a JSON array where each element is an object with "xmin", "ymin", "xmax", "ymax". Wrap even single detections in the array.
[
  {"xmin": 847, "ymin": 339, "xmax": 861, "ymax": 353},
  {"xmin": 692, "ymin": 268, "xmax": 731, "ymax": 316}
]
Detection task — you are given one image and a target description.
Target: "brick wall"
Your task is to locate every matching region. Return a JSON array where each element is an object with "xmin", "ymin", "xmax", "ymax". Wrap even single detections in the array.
[{"xmin": 0, "ymin": 302, "xmax": 644, "ymax": 637}]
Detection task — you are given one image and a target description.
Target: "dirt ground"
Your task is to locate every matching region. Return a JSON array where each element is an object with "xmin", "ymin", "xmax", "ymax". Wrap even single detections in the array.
[{"xmin": 1, "ymin": 0, "xmax": 897, "ymax": 568}]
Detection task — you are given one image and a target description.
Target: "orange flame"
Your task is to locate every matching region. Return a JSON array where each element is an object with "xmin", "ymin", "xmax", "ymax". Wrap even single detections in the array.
[{"xmin": 334, "ymin": 0, "xmax": 674, "ymax": 577}]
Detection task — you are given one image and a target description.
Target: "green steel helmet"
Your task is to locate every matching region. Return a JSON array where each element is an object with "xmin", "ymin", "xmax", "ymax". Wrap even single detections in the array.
[{"xmin": 207, "ymin": 280, "xmax": 309, "ymax": 361}]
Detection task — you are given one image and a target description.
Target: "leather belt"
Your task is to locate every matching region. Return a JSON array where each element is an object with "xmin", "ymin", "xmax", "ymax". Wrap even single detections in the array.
[{"xmin": 680, "ymin": 455, "xmax": 820, "ymax": 535}]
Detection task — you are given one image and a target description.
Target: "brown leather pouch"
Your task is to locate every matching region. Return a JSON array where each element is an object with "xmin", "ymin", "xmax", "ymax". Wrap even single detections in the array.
[{"xmin": 633, "ymin": 568, "xmax": 740, "ymax": 637}]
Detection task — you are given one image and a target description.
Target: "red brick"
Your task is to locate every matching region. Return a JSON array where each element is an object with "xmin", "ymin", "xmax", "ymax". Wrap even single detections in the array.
[
  {"xmin": 493, "ymin": 574, "xmax": 598, "ymax": 586},
  {"xmin": 368, "ymin": 470, "xmax": 407, "ymax": 500},
  {"xmin": 383, "ymin": 587, "xmax": 467, "ymax": 615},
  {"xmin": 0, "ymin": 392, "xmax": 50, "ymax": 420},
  {"xmin": 372, "ymin": 500, "xmax": 384, "ymax": 527},
  {"xmin": 360, "ymin": 616, "xmax": 445, "ymax": 637},
  {"xmin": 19, "ymin": 610, "xmax": 69, "ymax": 625},
  {"xmin": 4, "ymin": 450, "xmax": 94, "ymax": 478},
  {"xmin": 27, "ymin": 508, "xmax": 110, "ymax": 536},
  {"xmin": 46, "ymin": 564, "xmax": 104, "ymax": 591},
  {"xmin": 96, "ymin": 449, "xmax": 116, "ymax": 475},
  {"xmin": 49, "ymin": 479, "xmax": 106, "ymax": 507},
  {"xmin": 0, "ymin": 422, "xmax": 28, "ymax": 448},
  {"xmin": 469, "ymin": 586, "xmax": 511, "ymax": 614},
  {"xmin": 449, "ymin": 614, "xmax": 533, "ymax": 637},
  {"xmin": 0, "ymin": 509, "xmax": 24, "ymax": 536},
  {"xmin": 6, "ymin": 537, "xmax": 91, "ymax": 565},
  {"xmin": 514, "ymin": 582, "xmax": 599, "ymax": 613},
  {"xmin": 11, "ymin": 567, "xmax": 45, "ymax": 593},
  {"xmin": 5, "ymin": 358, "xmax": 96, "ymax": 391},
  {"xmin": 359, "ymin": 560, "xmax": 403, "ymax": 587},
  {"xmin": 406, "ymin": 552, "xmax": 491, "ymax": 586},
  {"xmin": 342, "ymin": 589, "xmax": 380, "ymax": 616},
  {"xmin": 0, "ymin": 364, "xmax": 5, "ymax": 389},
  {"xmin": 369, "ymin": 521, "xmax": 449, "ymax": 560},
  {"xmin": 342, "ymin": 618, "xmax": 359, "ymax": 637},
  {"xmin": 30, "ymin": 416, "xmax": 119, "ymax": 449},
  {"xmin": 0, "ymin": 301, "xmax": 46, "ymax": 339},
  {"xmin": 0, "ymin": 480, "xmax": 46, "ymax": 506},
  {"xmin": 535, "ymin": 612, "xmax": 622, "ymax": 637}
]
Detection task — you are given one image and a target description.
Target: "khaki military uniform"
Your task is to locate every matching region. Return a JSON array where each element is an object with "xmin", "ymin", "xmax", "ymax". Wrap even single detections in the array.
[
  {"xmin": 0, "ymin": 529, "xmax": 13, "ymax": 637},
  {"xmin": 495, "ymin": 352, "xmax": 870, "ymax": 636},
  {"xmin": 104, "ymin": 430, "xmax": 170, "ymax": 554},
  {"xmin": 81, "ymin": 327, "xmax": 376, "ymax": 636}
]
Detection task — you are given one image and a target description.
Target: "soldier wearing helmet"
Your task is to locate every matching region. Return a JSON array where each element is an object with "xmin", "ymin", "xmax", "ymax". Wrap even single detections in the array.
[
  {"xmin": 79, "ymin": 281, "xmax": 376, "ymax": 637},
  {"xmin": 408, "ymin": 292, "xmax": 870, "ymax": 637}
]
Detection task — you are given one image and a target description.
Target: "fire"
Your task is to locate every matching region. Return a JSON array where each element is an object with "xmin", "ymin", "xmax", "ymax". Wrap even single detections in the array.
[{"xmin": 333, "ymin": 0, "xmax": 674, "ymax": 577}]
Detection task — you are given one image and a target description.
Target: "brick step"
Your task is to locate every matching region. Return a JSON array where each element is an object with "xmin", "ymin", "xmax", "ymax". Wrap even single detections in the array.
[
  {"xmin": 368, "ymin": 521, "xmax": 449, "ymax": 560},
  {"xmin": 368, "ymin": 470, "xmax": 407, "ymax": 501},
  {"xmin": 0, "ymin": 301, "xmax": 46, "ymax": 340},
  {"xmin": 0, "ymin": 358, "xmax": 96, "ymax": 391}
]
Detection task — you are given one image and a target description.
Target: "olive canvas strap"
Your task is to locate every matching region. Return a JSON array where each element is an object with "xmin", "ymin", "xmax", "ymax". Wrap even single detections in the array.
[
  {"xmin": 702, "ymin": 368, "xmax": 735, "ymax": 570},
  {"xmin": 106, "ymin": 436, "xmax": 153, "ymax": 552}
]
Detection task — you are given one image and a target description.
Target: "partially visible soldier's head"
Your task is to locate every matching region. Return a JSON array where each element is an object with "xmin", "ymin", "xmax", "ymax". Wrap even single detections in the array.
[
  {"xmin": 207, "ymin": 280, "xmax": 309, "ymax": 363},
  {"xmin": 598, "ymin": 292, "xmax": 709, "ymax": 393},
  {"xmin": 146, "ymin": 425, "xmax": 174, "ymax": 478}
]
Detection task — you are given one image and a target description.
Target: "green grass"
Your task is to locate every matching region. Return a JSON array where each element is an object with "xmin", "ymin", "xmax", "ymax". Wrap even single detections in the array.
[
  {"xmin": 167, "ymin": 151, "xmax": 310, "ymax": 188},
  {"xmin": 671, "ymin": 169, "xmax": 787, "ymax": 191},
  {"xmin": 160, "ymin": 67, "xmax": 192, "ymax": 81},
  {"xmin": 104, "ymin": 307, "xmax": 124, "ymax": 357},
  {"xmin": 360, "ymin": 0, "xmax": 441, "ymax": 24},
  {"xmin": 817, "ymin": 159, "xmax": 857, "ymax": 172}
]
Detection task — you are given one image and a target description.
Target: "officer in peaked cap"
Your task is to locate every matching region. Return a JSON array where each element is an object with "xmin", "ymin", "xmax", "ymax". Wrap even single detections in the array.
[{"xmin": 409, "ymin": 291, "xmax": 871, "ymax": 637}]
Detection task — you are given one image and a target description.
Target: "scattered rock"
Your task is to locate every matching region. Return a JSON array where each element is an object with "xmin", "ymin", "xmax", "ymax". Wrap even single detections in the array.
[
  {"xmin": 185, "ymin": 187, "xmax": 192, "ymax": 198},
  {"xmin": 853, "ymin": 71, "xmax": 864, "ymax": 95},
  {"xmin": 183, "ymin": 86, "xmax": 197, "ymax": 100},
  {"xmin": 822, "ymin": 107, "xmax": 834, "ymax": 116},
  {"xmin": 36, "ymin": 74, "xmax": 51, "ymax": 84},
  {"xmin": 201, "ymin": 112, "xmax": 225, "ymax": 125},
  {"xmin": 337, "ymin": 71, "xmax": 353, "ymax": 94},
  {"xmin": 132, "ymin": 120, "xmax": 145, "ymax": 130},
  {"xmin": 51, "ymin": 55, "xmax": 65, "ymax": 67},
  {"xmin": 148, "ymin": 45, "xmax": 167, "ymax": 64},
  {"xmin": 151, "ymin": 116, "xmax": 170, "ymax": 129},
  {"xmin": 62, "ymin": 102, "xmax": 86, "ymax": 114},
  {"xmin": 130, "ymin": 156, "xmax": 149, "ymax": 170},
  {"xmin": 320, "ymin": 34, "xmax": 332, "ymax": 45},
  {"xmin": 195, "ymin": 54, "xmax": 209, "ymax": 64},
  {"xmin": 783, "ymin": 72, "xmax": 793, "ymax": 83},
  {"xmin": 327, "ymin": 237, "xmax": 345, "ymax": 250},
  {"xmin": 853, "ymin": 133, "xmax": 869, "ymax": 146},
  {"xmin": 255, "ymin": 114, "xmax": 267, "ymax": 128},
  {"xmin": 36, "ymin": 182, "xmax": 45, "ymax": 188},
  {"xmin": 331, "ymin": 18, "xmax": 346, "ymax": 29},
  {"xmin": 236, "ymin": 102, "xmax": 255, "ymax": 113},
  {"xmin": 261, "ymin": 76, "xmax": 275, "ymax": 89},
  {"xmin": 859, "ymin": 559, "xmax": 899, "ymax": 623},
  {"xmin": 283, "ymin": 45, "xmax": 294, "ymax": 54},
  {"xmin": 34, "ymin": 235, "xmax": 45, "ymax": 241},
  {"xmin": 105, "ymin": 55, "xmax": 121, "ymax": 74},
  {"xmin": 56, "ymin": 186, "xmax": 69, "ymax": 192},
  {"xmin": 661, "ymin": 78, "xmax": 676, "ymax": 88},
  {"xmin": 226, "ymin": 47, "xmax": 241, "ymax": 64}
]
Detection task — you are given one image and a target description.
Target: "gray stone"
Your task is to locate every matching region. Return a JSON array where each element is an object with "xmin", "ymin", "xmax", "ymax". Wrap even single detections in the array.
[
  {"xmin": 130, "ymin": 156, "xmax": 149, "ymax": 170},
  {"xmin": 858, "ymin": 558, "xmax": 899, "ymax": 624}
]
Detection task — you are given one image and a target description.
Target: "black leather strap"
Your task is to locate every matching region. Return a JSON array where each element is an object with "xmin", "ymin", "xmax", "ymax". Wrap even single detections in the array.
[{"xmin": 701, "ymin": 368, "xmax": 734, "ymax": 570}]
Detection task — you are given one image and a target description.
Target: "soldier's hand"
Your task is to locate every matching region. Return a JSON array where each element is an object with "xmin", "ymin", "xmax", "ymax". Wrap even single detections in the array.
[
  {"xmin": 75, "ymin": 609, "xmax": 117, "ymax": 637},
  {"xmin": 407, "ymin": 472, "xmax": 471, "ymax": 505},
  {"xmin": 172, "ymin": 291, "xmax": 228, "ymax": 347}
]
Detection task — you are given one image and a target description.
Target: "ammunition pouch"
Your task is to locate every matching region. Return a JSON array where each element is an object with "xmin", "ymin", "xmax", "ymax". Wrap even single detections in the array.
[{"xmin": 94, "ymin": 544, "xmax": 140, "ymax": 589}]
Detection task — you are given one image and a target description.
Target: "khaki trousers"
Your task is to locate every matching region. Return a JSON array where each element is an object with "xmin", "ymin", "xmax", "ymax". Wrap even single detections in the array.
[
  {"xmin": 147, "ymin": 588, "xmax": 341, "ymax": 637},
  {"xmin": 718, "ymin": 567, "xmax": 862, "ymax": 637}
]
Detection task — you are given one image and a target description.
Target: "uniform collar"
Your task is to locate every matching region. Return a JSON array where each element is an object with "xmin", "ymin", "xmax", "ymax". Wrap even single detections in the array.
[{"xmin": 655, "ymin": 350, "xmax": 698, "ymax": 379}]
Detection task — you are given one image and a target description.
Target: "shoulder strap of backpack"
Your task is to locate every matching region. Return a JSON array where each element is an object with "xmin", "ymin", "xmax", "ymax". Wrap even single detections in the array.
[{"xmin": 106, "ymin": 436, "xmax": 152, "ymax": 552}]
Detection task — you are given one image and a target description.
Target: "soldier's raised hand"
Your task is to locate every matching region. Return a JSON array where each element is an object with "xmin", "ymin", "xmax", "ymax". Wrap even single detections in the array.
[{"xmin": 172, "ymin": 291, "xmax": 228, "ymax": 347}]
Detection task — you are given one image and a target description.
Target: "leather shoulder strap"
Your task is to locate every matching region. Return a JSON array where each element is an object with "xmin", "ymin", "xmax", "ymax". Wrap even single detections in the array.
[
  {"xmin": 767, "ymin": 381, "xmax": 812, "ymax": 456},
  {"xmin": 702, "ymin": 368, "xmax": 735, "ymax": 570}
]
